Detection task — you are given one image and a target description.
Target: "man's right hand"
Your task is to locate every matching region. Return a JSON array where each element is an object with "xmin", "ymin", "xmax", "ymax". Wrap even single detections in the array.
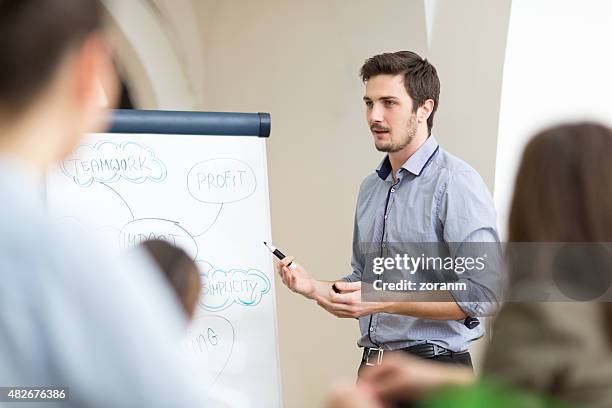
[{"xmin": 276, "ymin": 256, "xmax": 317, "ymax": 299}]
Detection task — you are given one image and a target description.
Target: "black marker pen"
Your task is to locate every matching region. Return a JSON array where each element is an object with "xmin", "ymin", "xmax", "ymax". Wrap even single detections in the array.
[{"xmin": 263, "ymin": 241, "xmax": 297, "ymax": 270}]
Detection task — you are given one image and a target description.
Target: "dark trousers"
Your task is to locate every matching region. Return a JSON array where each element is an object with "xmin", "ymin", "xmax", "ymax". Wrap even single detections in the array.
[
  {"xmin": 423, "ymin": 351, "xmax": 473, "ymax": 368},
  {"xmin": 357, "ymin": 349, "xmax": 473, "ymax": 407}
]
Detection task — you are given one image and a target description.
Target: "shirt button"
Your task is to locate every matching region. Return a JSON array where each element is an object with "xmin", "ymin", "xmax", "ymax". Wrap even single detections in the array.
[
  {"xmin": 391, "ymin": 188, "xmax": 396, "ymax": 193},
  {"xmin": 369, "ymin": 327, "xmax": 375, "ymax": 332}
]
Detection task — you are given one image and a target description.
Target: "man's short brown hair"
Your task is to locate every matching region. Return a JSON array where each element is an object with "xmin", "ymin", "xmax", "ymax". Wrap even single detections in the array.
[
  {"xmin": 0, "ymin": 0, "xmax": 104, "ymax": 115},
  {"xmin": 360, "ymin": 51, "xmax": 440, "ymax": 135}
]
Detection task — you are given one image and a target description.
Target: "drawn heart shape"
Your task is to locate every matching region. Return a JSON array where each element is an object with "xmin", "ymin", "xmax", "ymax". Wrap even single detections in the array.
[{"xmin": 181, "ymin": 314, "xmax": 236, "ymax": 389}]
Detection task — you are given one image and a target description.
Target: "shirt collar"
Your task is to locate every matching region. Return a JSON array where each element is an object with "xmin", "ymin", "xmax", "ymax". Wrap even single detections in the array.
[{"xmin": 376, "ymin": 135, "xmax": 440, "ymax": 180}]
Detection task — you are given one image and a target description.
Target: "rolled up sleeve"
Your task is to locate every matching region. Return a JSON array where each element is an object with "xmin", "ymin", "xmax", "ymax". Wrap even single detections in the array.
[{"xmin": 439, "ymin": 169, "xmax": 503, "ymax": 317}]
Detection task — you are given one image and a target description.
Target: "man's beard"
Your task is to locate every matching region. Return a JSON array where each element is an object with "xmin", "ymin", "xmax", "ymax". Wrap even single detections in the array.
[{"xmin": 374, "ymin": 115, "xmax": 418, "ymax": 153}]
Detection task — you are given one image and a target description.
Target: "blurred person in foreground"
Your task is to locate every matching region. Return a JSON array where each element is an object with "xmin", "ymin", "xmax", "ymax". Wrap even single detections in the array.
[
  {"xmin": 324, "ymin": 122, "xmax": 612, "ymax": 408},
  {"xmin": 0, "ymin": 0, "xmax": 209, "ymax": 406},
  {"xmin": 138, "ymin": 241, "xmax": 240, "ymax": 406}
]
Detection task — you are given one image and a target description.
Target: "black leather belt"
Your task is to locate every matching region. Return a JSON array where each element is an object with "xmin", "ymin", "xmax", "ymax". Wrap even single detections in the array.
[{"xmin": 362, "ymin": 344, "xmax": 464, "ymax": 366}]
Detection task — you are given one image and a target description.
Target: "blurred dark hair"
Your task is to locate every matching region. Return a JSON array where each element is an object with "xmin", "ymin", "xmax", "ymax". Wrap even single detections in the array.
[
  {"xmin": 508, "ymin": 122, "xmax": 612, "ymax": 343},
  {"xmin": 360, "ymin": 51, "xmax": 440, "ymax": 135},
  {"xmin": 0, "ymin": 0, "xmax": 104, "ymax": 115},
  {"xmin": 509, "ymin": 122, "xmax": 612, "ymax": 242},
  {"xmin": 141, "ymin": 240, "xmax": 201, "ymax": 319}
]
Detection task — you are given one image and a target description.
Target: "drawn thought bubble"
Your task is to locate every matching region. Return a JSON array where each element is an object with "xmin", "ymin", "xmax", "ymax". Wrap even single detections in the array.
[
  {"xmin": 199, "ymin": 268, "xmax": 270, "ymax": 311},
  {"xmin": 187, "ymin": 158, "xmax": 256, "ymax": 204},
  {"xmin": 182, "ymin": 315, "xmax": 235, "ymax": 389},
  {"xmin": 119, "ymin": 218, "xmax": 198, "ymax": 260},
  {"xmin": 61, "ymin": 141, "xmax": 166, "ymax": 187}
]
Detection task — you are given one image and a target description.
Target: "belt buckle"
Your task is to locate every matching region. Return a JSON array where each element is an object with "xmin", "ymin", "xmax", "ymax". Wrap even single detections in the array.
[{"xmin": 365, "ymin": 347, "xmax": 384, "ymax": 366}]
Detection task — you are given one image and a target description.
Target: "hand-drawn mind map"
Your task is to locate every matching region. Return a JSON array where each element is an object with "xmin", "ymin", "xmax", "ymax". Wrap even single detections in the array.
[
  {"xmin": 60, "ymin": 140, "xmax": 271, "ymax": 313},
  {"xmin": 182, "ymin": 314, "xmax": 236, "ymax": 390}
]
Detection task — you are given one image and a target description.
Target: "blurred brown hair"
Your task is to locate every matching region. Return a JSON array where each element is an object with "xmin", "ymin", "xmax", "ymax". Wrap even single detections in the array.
[
  {"xmin": 0, "ymin": 0, "xmax": 104, "ymax": 115},
  {"xmin": 141, "ymin": 240, "xmax": 201, "ymax": 319},
  {"xmin": 508, "ymin": 122, "xmax": 612, "ymax": 342}
]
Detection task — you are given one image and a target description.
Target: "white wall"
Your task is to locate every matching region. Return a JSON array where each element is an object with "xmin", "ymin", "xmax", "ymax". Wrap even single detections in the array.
[
  {"xmin": 495, "ymin": 0, "xmax": 612, "ymax": 238},
  {"xmin": 428, "ymin": 0, "xmax": 511, "ymax": 191},
  {"xmin": 104, "ymin": 0, "xmax": 196, "ymax": 109}
]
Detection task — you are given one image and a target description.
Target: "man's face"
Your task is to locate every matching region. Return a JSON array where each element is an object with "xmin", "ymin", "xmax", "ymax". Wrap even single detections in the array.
[{"xmin": 363, "ymin": 74, "xmax": 418, "ymax": 153}]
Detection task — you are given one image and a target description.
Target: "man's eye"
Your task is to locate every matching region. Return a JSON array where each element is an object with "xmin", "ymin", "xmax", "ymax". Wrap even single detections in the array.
[
  {"xmin": 384, "ymin": 100, "xmax": 396, "ymax": 106},
  {"xmin": 365, "ymin": 101, "xmax": 373, "ymax": 108}
]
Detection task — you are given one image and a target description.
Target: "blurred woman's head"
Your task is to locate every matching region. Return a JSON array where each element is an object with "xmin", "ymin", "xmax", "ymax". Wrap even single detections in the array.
[
  {"xmin": 507, "ymin": 122, "xmax": 612, "ymax": 340},
  {"xmin": 509, "ymin": 122, "xmax": 612, "ymax": 242},
  {"xmin": 0, "ymin": 0, "xmax": 116, "ymax": 171},
  {"xmin": 141, "ymin": 240, "xmax": 201, "ymax": 319}
]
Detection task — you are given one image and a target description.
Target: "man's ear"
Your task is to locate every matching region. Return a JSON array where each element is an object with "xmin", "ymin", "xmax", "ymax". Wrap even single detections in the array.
[
  {"xmin": 417, "ymin": 99, "xmax": 434, "ymax": 124},
  {"xmin": 74, "ymin": 34, "xmax": 118, "ymax": 133}
]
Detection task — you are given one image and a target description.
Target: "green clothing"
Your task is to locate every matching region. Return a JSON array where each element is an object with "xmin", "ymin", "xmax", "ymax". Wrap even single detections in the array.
[{"xmin": 422, "ymin": 382, "xmax": 572, "ymax": 408}]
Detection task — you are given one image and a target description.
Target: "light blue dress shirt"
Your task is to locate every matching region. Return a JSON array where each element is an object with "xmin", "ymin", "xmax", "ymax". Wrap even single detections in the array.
[
  {"xmin": 0, "ymin": 159, "xmax": 209, "ymax": 407},
  {"xmin": 344, "ymin": 136, "xmax": 501, "ymax": 352}
]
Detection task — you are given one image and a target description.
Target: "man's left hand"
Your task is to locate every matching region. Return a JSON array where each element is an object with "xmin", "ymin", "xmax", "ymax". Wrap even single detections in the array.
[{"xmin": 315, "ymin": 281, "xmax": 385, "ymax": 318}]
